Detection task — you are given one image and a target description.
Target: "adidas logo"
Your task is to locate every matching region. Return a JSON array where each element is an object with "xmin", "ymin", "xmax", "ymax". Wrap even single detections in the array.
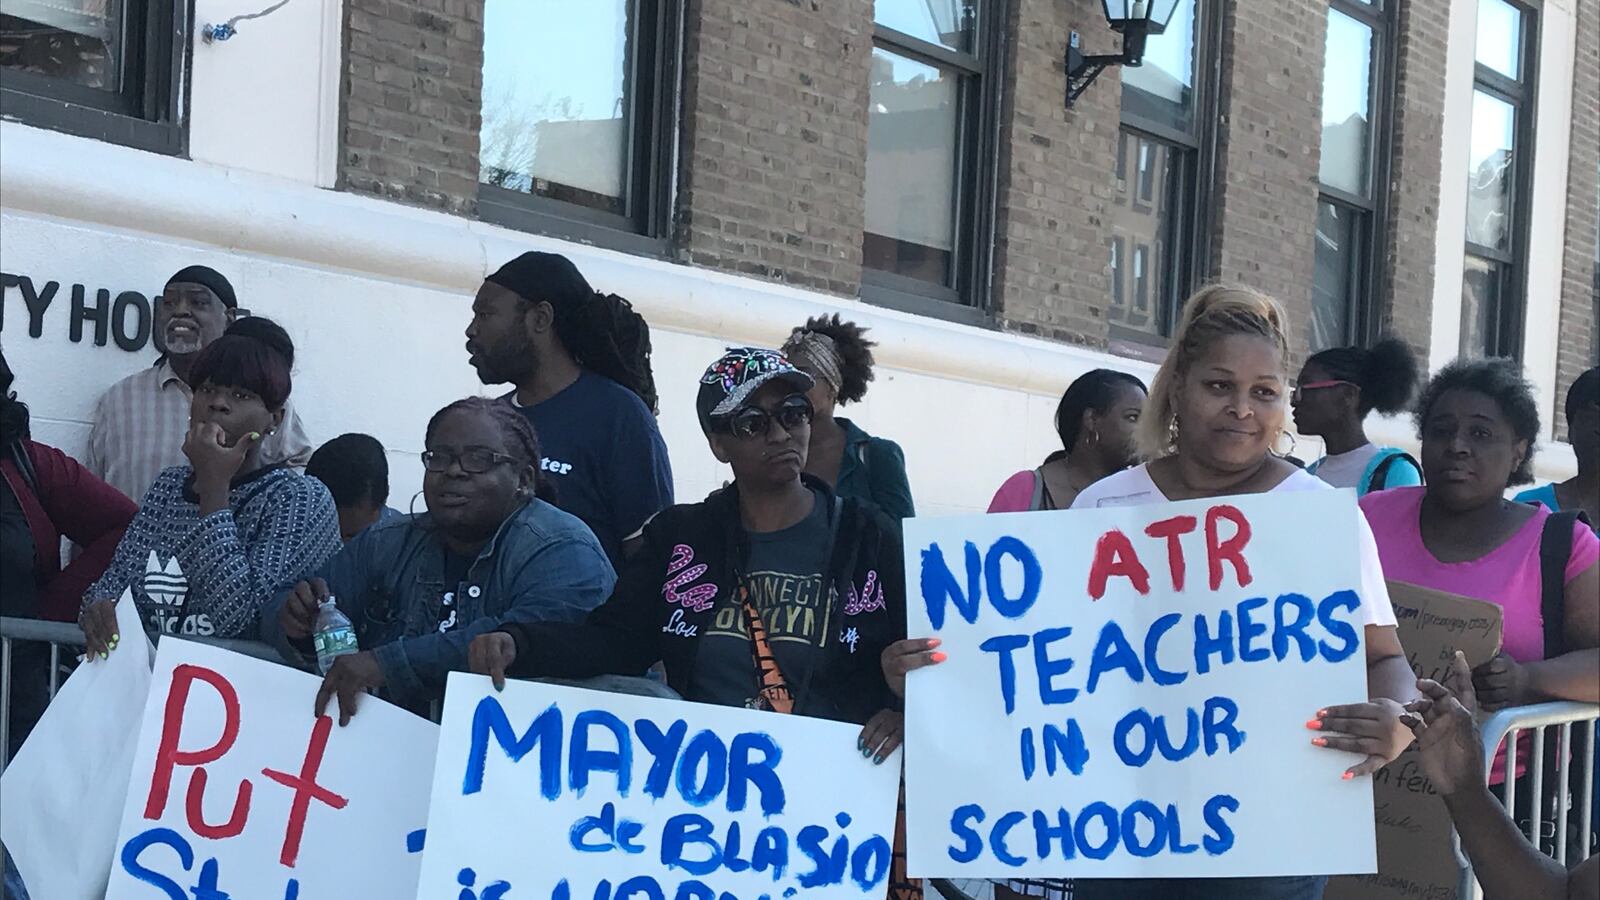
[{"xmin": 142, "ymin": 551, "xmax": 188, "ymax": 608}]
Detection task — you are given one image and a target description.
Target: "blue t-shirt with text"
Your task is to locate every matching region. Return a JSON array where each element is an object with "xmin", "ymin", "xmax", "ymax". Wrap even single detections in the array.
[{"xmin": 507, "ymin": 372, "xmax": 674, "ymax": 566}]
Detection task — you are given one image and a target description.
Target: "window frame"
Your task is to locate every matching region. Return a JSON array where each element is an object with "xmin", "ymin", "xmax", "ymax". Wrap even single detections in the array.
[
  {"xmin": 1312, "ymin": 0, "xmax": 1398, "ymax": 350},
  {"xmin": 0, "ymin": 0, "xmax": 187, "ymax": 155},
  {"xmin": 1463, "ymin": 0, "xmax": 1540, "ymax": 360},
  {"xmin": 1106, "ymin": 0, "xmax": 1222, "ymax": 353},
  {"xmin": 859, "ymin": 4, "xmax": 1005, "ymax": 326},
  {"xmin": 475, "ymin": 0, "xmax": 681, "ymax": 259}
]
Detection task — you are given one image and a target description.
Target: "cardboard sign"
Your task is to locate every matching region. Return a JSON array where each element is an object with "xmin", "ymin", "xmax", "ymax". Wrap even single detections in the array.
[
  {"xmin": 104, "ymin": 639, "xmax": 437, "ymax": 899},
  {"xmin": 418, "ymin": 674, "xmax": 903, "ymax": 900},
  {"xmin": 1324, "ymin": 583, "xmax": 1505, "ymax": 900},
  {"xmin": 902, "ymin": 491, "xmax": 1378, "ymax": 878},
  {"xmin": 1, "ymin": 593, "xmax": 151, "ymax": 900}
]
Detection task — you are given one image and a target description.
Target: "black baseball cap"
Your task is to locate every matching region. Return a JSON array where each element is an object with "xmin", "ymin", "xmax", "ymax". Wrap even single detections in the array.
[{"xmin": 696, "ymin": 348, "xmax": 814, "ymax": 433}]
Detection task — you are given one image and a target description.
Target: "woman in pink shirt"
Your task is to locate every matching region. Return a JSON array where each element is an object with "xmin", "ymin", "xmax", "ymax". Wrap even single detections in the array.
[
  {"xmin": 987, "ymin": 369, "xmax": 1147, "ymax": 513},
  {"xmin": 1361, "ymin": 359, "xmax": 1600, "ymax": 781}
]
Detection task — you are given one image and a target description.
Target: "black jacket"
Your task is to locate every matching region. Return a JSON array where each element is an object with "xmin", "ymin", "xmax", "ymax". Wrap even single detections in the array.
[{"xmin": 499, "ymin": 477, "xmax": 905, "ymax": 725}]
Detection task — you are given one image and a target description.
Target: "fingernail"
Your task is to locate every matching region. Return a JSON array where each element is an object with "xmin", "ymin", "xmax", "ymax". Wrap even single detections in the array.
[
  {"xmin": 100, "ymin": 651, "xmax": 108, "ymax": 660},
  {"xmin": 249, "ymin": 432, "xmax": 262, "ymax": 441},
  {"xmin": 1312, "ymin": 737, "xmax": 1327, "ymax": 747},
  {"xmin": 927, "ymin": 638, "xmax": 942, "ymax": 648},
  {"xmin": 494, "ymin": 681, "xmax": 504, "ymax": 693},
  {"xmin": 930, "ymin": 652, "xmax": 948, "ymax": 663},
  {"xmin": 1306, "ymin": 719, "xmax": 1323, "ymax": 730},
  {"xmin": 1342, "ymin": 772, "xmax": 1355, "ymax": 781},
  {"xmin": 857, "ymin": 738, "xmax": 865, "ymax": 751},
  {"xmin": 862, "ymin": 746, "xmax": 873, "ymax": 758},
  {"xmin": 874, "ymin": 754, "xmax": 885, "ymax": 765},
  {"xmin": 1316, "ymin": 709, "xmax": 1329, "ymax": 718},
  {"xmin": 111, "ymin": 633, "xmax": 120, "ymax": 642}
]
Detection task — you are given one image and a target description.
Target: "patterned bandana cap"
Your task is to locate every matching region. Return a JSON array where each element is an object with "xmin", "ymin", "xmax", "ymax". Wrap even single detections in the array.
[
  {"xmin": 695, "ymin": 347, "xmax": 814, "ymax": 433},
  {"xmin": 782, "ymin": 329, "xmax": 845, "ymax": 396}
]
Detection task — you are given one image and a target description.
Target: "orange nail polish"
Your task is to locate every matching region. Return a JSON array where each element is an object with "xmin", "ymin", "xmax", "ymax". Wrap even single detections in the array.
[
  {"xmin": 927, "ymin": 638, "xmax": 943, "ymax": 648},
  {"xmin": 1316, "ymin": 709, "xmax": 1329, "ymax": 718},
  {"xmin": 1312, "ymin": 737, "xmax": 1327, "ymax": 747},
  {"xmin": 1306, "ymin": 719, "xmax": 1323, "ymax": 730},
  {"xmin": 1342, "ymin": 772, "xmax": 1355, "ymax": 781},
  {"xmin": 930, "ymin": 652, "xmax": 948, "ymax": 663}
]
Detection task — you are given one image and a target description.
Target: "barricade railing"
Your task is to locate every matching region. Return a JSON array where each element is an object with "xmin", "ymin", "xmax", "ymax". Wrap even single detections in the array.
[{"xmin": 1458, "ymin": 701, "xmax": 1600, "ymax": 900}]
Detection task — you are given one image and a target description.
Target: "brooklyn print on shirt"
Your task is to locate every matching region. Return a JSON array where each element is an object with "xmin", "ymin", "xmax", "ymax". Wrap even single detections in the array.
[{"xmin": 706, "ymin": 570, "xmax": 829, "ymax": 646}]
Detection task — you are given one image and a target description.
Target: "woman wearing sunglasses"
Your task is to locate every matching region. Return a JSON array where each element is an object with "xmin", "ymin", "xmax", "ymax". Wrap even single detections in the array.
[
  {"xmin": 468, "ymin": 347, "xmax": 913, "ymax": 882},
  {"xmin": 1291, "ymin": 338, "xmax": 1422, "ymax": 495},
  {"xmin": 263, "ymin": 396, "xmax": 617, "ymax": 723}
]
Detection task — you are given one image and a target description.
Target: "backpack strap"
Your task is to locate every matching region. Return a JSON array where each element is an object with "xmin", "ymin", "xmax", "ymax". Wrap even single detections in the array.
[
  {"xmin": 1366, "ymin": 450, "xmax": 1420, "ymax": 493},
  {"xmin": 1540, "ymin": 510, "xmax": 1590, "ymax": 658}
]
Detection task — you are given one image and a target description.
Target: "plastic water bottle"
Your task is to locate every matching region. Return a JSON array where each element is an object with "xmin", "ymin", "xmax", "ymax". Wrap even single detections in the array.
[{"xmin": 313, "ymin": 596, "xmax": 359, "ymax": 674}]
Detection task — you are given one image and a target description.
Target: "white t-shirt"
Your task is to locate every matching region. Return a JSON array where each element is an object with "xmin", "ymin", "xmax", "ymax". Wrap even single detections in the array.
[
  {"xmin": 1071, "ymin": 464, "xmax": 1397, "ymax": 628},
  {"xmin": 1307, "ymin": 443, "xmax": 1383, "ymax": 490}
]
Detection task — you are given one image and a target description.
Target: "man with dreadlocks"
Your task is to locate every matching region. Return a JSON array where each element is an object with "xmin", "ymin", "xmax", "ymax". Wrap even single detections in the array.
[{"xmin": 465, "ymin": 251, "xmax": 674, "ymax": 566}]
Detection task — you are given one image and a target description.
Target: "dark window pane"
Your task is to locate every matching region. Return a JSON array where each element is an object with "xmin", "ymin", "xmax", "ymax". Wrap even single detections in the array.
[
  {"xmin": 480, "ymin": 0, "xmax": 633, "ymax": 216},
  {"xmin": 864, "ymin": 49, "xmax": 959, "ymax": 286},
  {"xmin": 1122, "ymin": 0, "xmax": 1195, "ymax": 132},
  {"xmin": 1460, "ymin": 254, "xmax": 1501, "ymax": 358},
  {"xmin": 1466, "ymin": 90, "xmax": 1515, "ymax": 251},
  {"xmin": 1311, "ymin": 200, "xmax": 1358, "ymax": 351},
  {"xmin": 1110, "ymin": 129, "xmax": 1184, "ymax": 336},
  {"xmin": 1319, "ymin": 10, "xmax": 1373, "ymax": 197},
  {"xmin": 874, "ymin": 0, "xmax": 977, "ymax": 54},
  {"xmin": 0, "ymin": 2, "xmax": 123, "ymax": 92},
  {"xmin": 1475, "ymin": 0, "xmax": 1522, "ymax": 80}
]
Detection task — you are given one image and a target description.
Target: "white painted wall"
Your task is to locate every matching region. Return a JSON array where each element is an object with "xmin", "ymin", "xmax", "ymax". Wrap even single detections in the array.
[{"xmin": 187, "ymin": 0, "xmax": 342, "ymax": 186}]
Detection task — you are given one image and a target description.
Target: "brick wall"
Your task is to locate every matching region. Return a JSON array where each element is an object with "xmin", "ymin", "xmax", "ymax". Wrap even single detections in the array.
[
  {"xmin": 1209, "ymin": 0, "xmax": 1326, "ymax": 363},
  {"xmin": 673, "ymin": 0, "xmax": 873, "ymax": 296},
  {"xmin": 990, "ymin": 0, "xmax": 1118, "ymax": 349},
  {"xmin": 339, "ymin": 0, "xmax": 484, "ymax": 215},
  {"xmin": 1555, "ymin": 0, "xmax": 1600, "ymax": 439},
  {"xmin": 1377, "ymin": 0, "xmax": 1450, "ymax": 358}
]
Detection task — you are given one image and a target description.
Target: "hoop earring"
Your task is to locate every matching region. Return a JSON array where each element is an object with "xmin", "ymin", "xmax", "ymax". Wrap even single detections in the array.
[
  {"xmin": 1275, "ymin": 429, "xmax": 1299, "ymax": 458},
  {"xmin": 408, "ymin": 490, "xmax": 425, "ymax": 516}
]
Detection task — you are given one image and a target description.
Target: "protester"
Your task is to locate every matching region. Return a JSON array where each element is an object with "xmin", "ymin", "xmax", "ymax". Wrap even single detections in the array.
[
  {"xmin": 887, "ymin": 285, "xmax": 1416, "ymax": 900},
  {"xmin": 782, "ymin": 314, "xmax": 915, "ymax": 521},
  {"xmin": 306, "ymin": 432, "xmax": 404, "ymax": 542},
  {"xmin": 1360, "ymin": 359, "xmax": 1600, "ymax": 788},
  {"xmin": 988, "ymin": 368, "xmax": 1147, "ymax": 512},
  {"xmin": 465, "ymin": 251, "xmax": 673, "ymax": 565},
  {"xmin": 1401, "ymin": 652, "xmax": 1600, "ymax": 900},
  {"xmin": 1515, "ymin": 366, "xmax": 1598, "ymax": 527},
  {"xmin": 84, "ymin": 267, "xmax": 312, "ymax": 503},
  {"xmin": 466, "ymin": 348, "xmax": 914, "ymax": 893},
  {"xmin": 1293, "ymin": 337, "xmax": 1424, "ymax": 494},
  {"xmin": 79, "ymin": 318, "xmax": 340, "ymax": 652},
  {"xmin": 265, "ymin": 397, "xmax": 616, "ymax": 719}
]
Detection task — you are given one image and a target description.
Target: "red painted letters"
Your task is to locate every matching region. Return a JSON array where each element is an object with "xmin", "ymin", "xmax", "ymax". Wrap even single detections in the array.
[{"xmin": 1087, "ymin": 529, "xmax": 1151, "ymax": 600}]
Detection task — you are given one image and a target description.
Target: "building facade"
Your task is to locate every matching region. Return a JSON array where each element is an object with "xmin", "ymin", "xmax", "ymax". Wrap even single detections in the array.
[{"xmin": 1, "ymin": 0, "xmax": 1595, "ymax": 513}]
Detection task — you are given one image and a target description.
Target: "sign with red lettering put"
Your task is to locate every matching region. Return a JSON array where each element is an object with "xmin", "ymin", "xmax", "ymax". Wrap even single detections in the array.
[
  {"xmin": 104, "ymin": 639, "xmax": 437, "ymax": 899},
  {"xmin": 902, "ymin": 490, "xmax": 1379, "ymax": 878}
]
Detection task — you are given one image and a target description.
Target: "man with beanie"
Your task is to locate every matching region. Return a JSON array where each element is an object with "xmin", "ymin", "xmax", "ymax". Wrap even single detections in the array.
[
  {"xmin": 85, "ymin": 265, "xmax": 312, "ymax": 502},
  {"xmin": 465, "ymin": 251, "xmax": 673, "ymax": 565}
]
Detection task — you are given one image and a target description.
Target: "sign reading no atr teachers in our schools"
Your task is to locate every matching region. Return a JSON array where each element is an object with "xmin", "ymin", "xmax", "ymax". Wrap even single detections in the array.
[
  {"xmin": 419, "ymin": 675, "xmax": 902, "ymax": 900},
  {"xmin": 902, "ymin": 490, "xmax": 1378, "ymax": 879}
]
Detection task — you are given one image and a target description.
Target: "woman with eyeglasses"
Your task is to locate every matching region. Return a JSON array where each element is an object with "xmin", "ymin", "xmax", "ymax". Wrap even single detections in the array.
[
  {"xmin": 1291, "ymin": 338, "xmax": 1423, "ymax": 495},
  {"xmin": 468, "ymin": 348, "xmax": 914, "ymax": 889},
  {"xmin": 263, "ymin": 396, "xmax": 616, "ymax": 722}
]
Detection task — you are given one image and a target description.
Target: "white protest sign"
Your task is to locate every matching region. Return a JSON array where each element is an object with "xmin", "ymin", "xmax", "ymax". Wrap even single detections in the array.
[
  {"xmin": 419, "ymin": 674, "xmax": 902, "ymax": 900},
  {"xmin": 104, "ymin": 639, "xmax": 437, "ymax": 899},
  {"xmin": 903, "ymin": 490, "xmax": 1377, "ymax": 879},
  {"xmin": 1, "ymin": 593, "xmax": 151, "ymax": 900}
]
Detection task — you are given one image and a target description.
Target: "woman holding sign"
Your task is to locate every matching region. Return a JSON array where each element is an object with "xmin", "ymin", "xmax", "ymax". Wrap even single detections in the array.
[
  {"xmin": 887, "ymin": 286, "xmax": 1417, "ymax": 900},
  {"xmin": 468, "ymin": 348, "xmax": 915, "ymax": 893}
]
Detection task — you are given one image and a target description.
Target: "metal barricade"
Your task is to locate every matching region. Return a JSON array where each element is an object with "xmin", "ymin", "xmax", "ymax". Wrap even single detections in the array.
[
  {"xmin": 0, "ymin": 615, "xmax": 281, "ymax": 773},
  {"xmin": 1457, "ymin": 701, "xmax": 1600, "ymax": 900}
]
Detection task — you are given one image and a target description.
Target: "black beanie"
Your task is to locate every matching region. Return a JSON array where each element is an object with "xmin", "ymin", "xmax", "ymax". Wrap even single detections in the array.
[
  {"xmin": 484, "ymin": 252, "xmax": 593, "ymax": 313},
  {"xmin": 165, "ymin": 265, "xmax": 238, "ymax": 309}
]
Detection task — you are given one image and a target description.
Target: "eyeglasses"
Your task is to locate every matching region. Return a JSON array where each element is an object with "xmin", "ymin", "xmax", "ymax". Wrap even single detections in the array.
[
  {"xmin": 719, "ymin": 394, "xmax": 815, "ymax": 439},
  {"xmin": 421, "ymin": 448, "xmax": 520, "ymax": 474},
  {"xmin": 1291, "ymin": 379, "xmax": 1358, "ymax": 403}
]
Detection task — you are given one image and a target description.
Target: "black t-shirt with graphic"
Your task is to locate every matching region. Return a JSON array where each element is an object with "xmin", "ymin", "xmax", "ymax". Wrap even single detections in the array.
[{"xmin": 689, "ymin": 489, "xmax": 833, "ymax": 709}]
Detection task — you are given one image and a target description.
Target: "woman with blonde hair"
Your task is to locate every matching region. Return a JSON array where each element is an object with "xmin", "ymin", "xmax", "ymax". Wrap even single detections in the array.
[{"xmin": 885, "ymin": 285, "xmax": 1417, "ymax": 900}]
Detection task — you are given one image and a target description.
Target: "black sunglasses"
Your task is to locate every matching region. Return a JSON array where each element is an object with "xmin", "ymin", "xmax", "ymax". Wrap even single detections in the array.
[
  {"xmin": 720, "ymin": 394, "xmax": 815, "ymax": 440},
  {"xmin": 421, "ymin": 447, "xmax": 520, "ymax": 474}
]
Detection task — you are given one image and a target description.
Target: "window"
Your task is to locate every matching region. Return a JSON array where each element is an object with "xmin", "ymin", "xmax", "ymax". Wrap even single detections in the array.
[
  {"xmin": 1108, "ymin": 0, "xmax": 1217, "ymax": 344},
  {"xmin": 0, "ymin": 0, "xmax": 184, "ymax": 154},
  {"xmin": 1311, "ymin": 0, "xmax": 1395, "ymax": 352},
  {"xmin": 1461, "ymin": 0, "xmax": 1537, "ymax": 359},
  {"xmin": 862, "ymin": 0, "xmax": 1002, "ymax": 320},
  {"xmin": 478, "ymin": 0, "xmax": 677, "ymax": 253}
]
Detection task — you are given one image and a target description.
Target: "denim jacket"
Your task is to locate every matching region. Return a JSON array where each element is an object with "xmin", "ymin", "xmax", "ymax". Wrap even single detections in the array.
[{"xmin": 261, "ymin": 498, "xmax": 616, "ymax": 704}]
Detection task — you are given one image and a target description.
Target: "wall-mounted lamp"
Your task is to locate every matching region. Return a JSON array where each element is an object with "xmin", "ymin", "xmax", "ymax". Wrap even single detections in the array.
[{"xmin": 1066, "ymin": 0, "xmax": 1181, "ymax": 108}]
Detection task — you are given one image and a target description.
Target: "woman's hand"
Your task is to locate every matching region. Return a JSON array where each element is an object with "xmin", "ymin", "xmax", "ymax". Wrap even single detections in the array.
[
  {"xmin": 881, "ymin": 638, "xmax": 945, "ymax": 700},
  {"xmin": 1472, "ymin": 652, "xmax": 1532, "ymax": 711},
  {"xmin": 858, "ymin": 710, "xmax": 904, "ymax": 765},
  {"xmin": 1401, "ymin": 651, "xmax": 1482, "ymax": 797},
  {"xmin": 314, "ymin": 651, "xmax": 386, "ymax": 726},
  {"xmin": 279, "ymin": 578, "xmax": 329, "ymax": 641},
  {"xmin": 79, "ymin": 599, "xmax": 120, "ymax": 660},
  {"xmin": 468, "ymin": 632, "xmax": 519, "ymax": 691},
  {"xmin": 1308, "ymin": 696, "xmax": 1414, "ymax": 779},
  {"xmin": 184, "ymin": 422, "xmax": 256, "ymax": 509}
]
